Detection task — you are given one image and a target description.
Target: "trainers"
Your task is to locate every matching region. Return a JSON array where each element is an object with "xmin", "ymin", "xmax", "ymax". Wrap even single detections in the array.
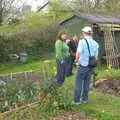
[
  {"xmin": 72, "ymin": 101, "xmax": 82, "ymax": 105},
  {"xmin": 82, "ymin": 100, "xmax": 88, "ymax": 104}
]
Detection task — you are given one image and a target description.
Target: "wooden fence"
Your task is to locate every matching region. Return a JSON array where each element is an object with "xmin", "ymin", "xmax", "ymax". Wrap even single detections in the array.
[{"xmin": 0, "ymin": 69, "xmax": 44, "ymax": 84}]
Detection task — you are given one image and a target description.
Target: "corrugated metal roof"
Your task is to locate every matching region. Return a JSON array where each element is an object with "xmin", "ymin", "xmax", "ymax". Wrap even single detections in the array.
[{"xmin": 60, "ymin": 12, "xmax": 120, "ymax": 25}]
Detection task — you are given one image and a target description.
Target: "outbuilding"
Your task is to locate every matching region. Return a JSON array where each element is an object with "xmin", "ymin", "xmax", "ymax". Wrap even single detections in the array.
[{"xmin": 60, "ymin": 12, "xmax": 120, "ymax": 68}]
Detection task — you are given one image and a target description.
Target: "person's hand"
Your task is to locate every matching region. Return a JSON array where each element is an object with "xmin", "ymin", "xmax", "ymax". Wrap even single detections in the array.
[
  {"xmin": 75, "ymin": 59, "xmax": 78, "ymax": 63},
  {"xmin": 74, "ymin": 59, "xmax": 79, "ymax": 66},
  {"xmin": 75, "ymin": 62, "xmax": 79, "ymax": 66}
]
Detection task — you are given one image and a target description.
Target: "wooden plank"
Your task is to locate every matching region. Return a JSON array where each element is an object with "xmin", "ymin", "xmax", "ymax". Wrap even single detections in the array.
[{"xmin": 0, "ymin": 69, "xmax": 40, "ymax": 77}]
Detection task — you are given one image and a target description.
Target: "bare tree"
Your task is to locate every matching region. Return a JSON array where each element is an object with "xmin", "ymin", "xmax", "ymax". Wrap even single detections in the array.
[
  {"xmin": 64, "ymin": 0, "xmax": 120, "ymax": 14},
  {"xmin": 0, "ymin": 0, "xmax": 25, "ymax": 24}
]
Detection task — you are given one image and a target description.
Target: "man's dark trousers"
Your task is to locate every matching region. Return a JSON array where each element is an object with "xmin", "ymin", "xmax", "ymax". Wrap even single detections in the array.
[{"xmin": 74, "ymin": 65, "xmax": 91, "ymax": 102}]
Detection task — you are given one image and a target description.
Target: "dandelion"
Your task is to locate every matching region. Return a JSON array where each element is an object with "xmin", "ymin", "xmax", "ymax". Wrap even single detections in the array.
[
  {"xmin": 105, "ymin": 69, "xmax": 109, "ymax": 72},
  {"xmin": 43, "ymin": 60, "xmax": 50, "ymax": 64},
  {"xmin": 102, "ymin": 110, "xmax": 105, "ymax": 113},
  {"xmin": 53, "ymin": 67, "xmax": 56, "ymax": 70},
  {"xmin": 108, "ymin": 64, "xmax": 112, "ymax": 70},
  {"xmin": 54, "ymin": 72, "xmax": 57, "ymax": 75}
]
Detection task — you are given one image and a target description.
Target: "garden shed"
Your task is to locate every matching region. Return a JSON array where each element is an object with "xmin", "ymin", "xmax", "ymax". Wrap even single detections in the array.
[{"xmin": 60, "ymin": 12, "xmax": 120, "ymax": 68}]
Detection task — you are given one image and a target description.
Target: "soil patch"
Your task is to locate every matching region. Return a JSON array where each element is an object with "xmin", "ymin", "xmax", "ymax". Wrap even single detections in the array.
[
  {"xmin": 94, "ymin": 78, "xmax": 120, "ymax": 96},
  {"xmin": 50, "ymin": 111, "xmax": 92, "ymax": 120}
]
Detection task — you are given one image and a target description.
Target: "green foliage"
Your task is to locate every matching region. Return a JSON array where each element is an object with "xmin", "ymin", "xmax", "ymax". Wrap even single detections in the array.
[
  {"xmin": 0, "ymin": 79, "xmax": 40, "ymax": 113},
  {"xmin": 0, "ymin": 10, "xmax": 61, "ymax": 62},
  {"xmin": 0, "ymin": 0, "xmax": 73, "ymax": 62},
  {"xmin": 0, "ymin": 24, "xmax": 58, "ymax": 62},
  {"xmin": 49, "ymin": 0, "xmax": 71, "ymax": 21},
  {"xmin": 0, "ymin": 35, "xmax": 10, "ymax": 61},
  {"xmin": 0, "ymin": 8, "xmax": 69, "ymax": 33},
  {"xmin": 97, "ymin": 67, "xmax": 120, "ymax": 79},
  {"xmin": 0, "ymin": 61, "xmax": 56, "ymax": 113}
]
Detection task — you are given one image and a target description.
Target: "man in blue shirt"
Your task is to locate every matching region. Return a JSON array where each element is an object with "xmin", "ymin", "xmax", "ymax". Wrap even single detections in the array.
[{"xmin": 74, "ymin": 26, "xmax": 99, "ymax": 104}]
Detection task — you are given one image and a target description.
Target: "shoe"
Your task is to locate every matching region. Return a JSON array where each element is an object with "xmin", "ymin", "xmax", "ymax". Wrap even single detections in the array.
[
  {"xmin": 82, "ymin": 100, "xmax": 88, "ymax": 104},
  {"xmin": 72, "ymin": 101, "xmax": 82, "ymax": 105},
  {"xmin": 66, "ymin": 73, "xmax": 74, "ymax": 77}
]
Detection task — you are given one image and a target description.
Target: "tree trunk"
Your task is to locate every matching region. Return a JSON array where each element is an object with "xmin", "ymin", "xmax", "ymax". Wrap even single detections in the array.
[
  {"xmin": 94, "ymin": 0, "xmax": 100, "ymax": 8},
  {"xmin": 0, "ymin": 0, "xmax": 3, "ymax": 25},
  {"xmin": 0, "ymin": 12, "xmax": 3, "ymax": 25}
]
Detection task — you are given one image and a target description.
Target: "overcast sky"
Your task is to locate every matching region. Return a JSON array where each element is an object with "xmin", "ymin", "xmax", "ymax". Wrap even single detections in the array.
[{"xmin": 26, "ymin": 0, "xmax": 48, "ymax": 11}]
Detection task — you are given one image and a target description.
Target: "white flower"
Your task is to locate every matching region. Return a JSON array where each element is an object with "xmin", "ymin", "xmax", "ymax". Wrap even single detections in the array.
[{"xmin": 53, "ymin": 101, "xmax": 58, "ymax": 107}]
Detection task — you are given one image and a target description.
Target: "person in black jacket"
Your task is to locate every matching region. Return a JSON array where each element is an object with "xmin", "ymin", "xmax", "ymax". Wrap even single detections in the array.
[{"xmin": 66, "ymin": 35, "xmax": 79, "ymax": 76}]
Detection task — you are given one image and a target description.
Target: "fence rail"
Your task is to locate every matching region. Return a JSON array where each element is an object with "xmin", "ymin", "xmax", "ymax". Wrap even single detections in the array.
[
  {"xmin": 0, "ymin": 69, "xmax": 43, "ymax": 83},
  {"xmin": 0, "ymin": 93, "xmax": 47, "ymax": 120}
]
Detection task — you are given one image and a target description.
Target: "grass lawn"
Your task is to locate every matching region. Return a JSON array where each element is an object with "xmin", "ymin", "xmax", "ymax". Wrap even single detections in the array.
[
  {"xmin": 0, "ymin": 51, "xmax": 55, "ymax": 75},
  {"xmin": 0, "ymin": 51, "xmax": 120, "ymax": 120}
]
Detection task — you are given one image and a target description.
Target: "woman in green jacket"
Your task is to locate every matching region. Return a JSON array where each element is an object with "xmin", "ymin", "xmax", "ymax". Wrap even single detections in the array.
[{"xmin": 55, "ymin": 32, "xmax": 70, "ymax": 85}]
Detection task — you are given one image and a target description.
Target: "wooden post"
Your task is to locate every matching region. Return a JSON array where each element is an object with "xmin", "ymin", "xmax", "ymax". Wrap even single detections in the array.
[
  {"xmin": 24, "ymin": 71, "xmax": 28, "ymax": 80},
  {"xmin": 10, "ymin": 72, "xmax": 13, "ymax": 81}
]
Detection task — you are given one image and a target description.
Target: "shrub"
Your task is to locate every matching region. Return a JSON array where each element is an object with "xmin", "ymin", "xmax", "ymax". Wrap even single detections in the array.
[{"xmin": 0, "ymin": 24, "xmax": 59, "ymax": 62}]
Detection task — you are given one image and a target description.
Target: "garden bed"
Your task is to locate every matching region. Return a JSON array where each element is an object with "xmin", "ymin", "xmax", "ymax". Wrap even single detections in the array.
[
  {"xmin": 94, "ymin": 77, "xmax": 120, "ymax": 96},
  {"xmin": 0, "ymin": 63, "xmax": 56, "ymax": 113}
]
